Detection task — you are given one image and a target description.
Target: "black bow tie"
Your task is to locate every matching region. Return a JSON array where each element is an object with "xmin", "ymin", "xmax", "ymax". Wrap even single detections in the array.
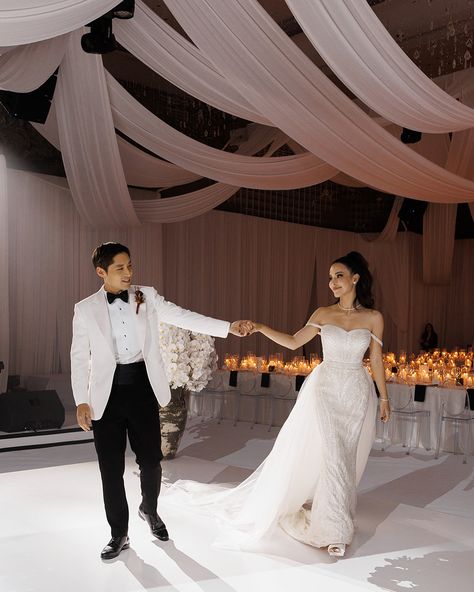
[{"xmin": 107, "ymin": 290, "xmax": 129, "ymax": 304}]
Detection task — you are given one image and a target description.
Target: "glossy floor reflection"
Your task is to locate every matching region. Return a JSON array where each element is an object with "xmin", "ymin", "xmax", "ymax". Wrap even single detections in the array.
[{"xmin": 1, "ymin": 417, "xmax": 473, "ymax": 592}]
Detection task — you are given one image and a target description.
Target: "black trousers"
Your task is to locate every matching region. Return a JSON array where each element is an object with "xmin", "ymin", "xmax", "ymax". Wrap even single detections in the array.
[{"xmin": 92, "ymin": 362, "xmax": 163, "ymax": 537}]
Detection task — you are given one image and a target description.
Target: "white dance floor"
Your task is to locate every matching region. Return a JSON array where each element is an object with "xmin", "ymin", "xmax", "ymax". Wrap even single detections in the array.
[{"xmin": 1, "ymin": 417, "xmax": 474, "ymax": 592}]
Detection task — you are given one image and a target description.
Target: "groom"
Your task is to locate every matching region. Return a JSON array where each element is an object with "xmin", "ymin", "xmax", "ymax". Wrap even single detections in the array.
[{"xmin": 71, "ymin": 242, "xmax": 252, "ymax": 559}]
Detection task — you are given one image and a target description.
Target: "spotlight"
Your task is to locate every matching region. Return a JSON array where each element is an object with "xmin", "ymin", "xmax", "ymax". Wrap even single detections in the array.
[
  {"xmin": 81, "ymin": 17, "xmax": 117, "ymax": 54},
  {"xmin": 0, "ymin": 71, "xmax": 58, "ymax": 124},
  {"xmin": 110, "ymin": 0, "xmax": 135, "ymax": 19},
  {"xmin": 400, "ymin": 127, "xmax": 422, "ymax": 144}
]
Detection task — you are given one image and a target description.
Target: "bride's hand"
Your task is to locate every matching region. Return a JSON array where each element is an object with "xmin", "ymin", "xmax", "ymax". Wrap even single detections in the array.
[
  {"xmin": 380, "ymin": 399, "xmax": 390, "ymax": 423},
  {"xmin": 230, "ymin": 320, "xmax": 257, "ymax": 337}
]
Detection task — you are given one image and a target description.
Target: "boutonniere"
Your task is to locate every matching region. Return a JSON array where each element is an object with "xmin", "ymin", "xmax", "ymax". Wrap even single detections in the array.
[{"xmin": 135, "ymin": 288, "xmax": 145, "ymax": 314}]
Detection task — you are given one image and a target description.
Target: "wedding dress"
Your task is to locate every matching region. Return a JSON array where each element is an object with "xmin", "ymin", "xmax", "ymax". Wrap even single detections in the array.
[{"xmin": 163, "ymin": 323, "xmax": 380, "ymax": 550}]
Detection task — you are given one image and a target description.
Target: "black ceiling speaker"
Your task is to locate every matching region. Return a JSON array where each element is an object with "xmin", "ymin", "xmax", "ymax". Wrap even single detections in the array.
[
  {"xmin": 0, "ymin": 70, "xmax": 58, "ymax": 124},
  {"xmin": 400, "ymin": 127, "xmax": 422, "ymax": 144},
  {"xmin": 110, "ymin": 0, "xmax": 135, "ymax": 19},
  {"xmin": 81, "ymin": 17, "xmax": 117, "ymax": 54}
]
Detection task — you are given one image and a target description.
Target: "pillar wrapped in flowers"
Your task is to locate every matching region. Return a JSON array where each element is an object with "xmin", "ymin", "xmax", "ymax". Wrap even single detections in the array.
[{"xmin": 158, "ymin": 323, "xmax": 218, "ymax": 459}]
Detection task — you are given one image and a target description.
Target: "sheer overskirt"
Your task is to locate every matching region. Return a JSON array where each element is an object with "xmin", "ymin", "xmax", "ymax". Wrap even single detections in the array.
[{"xmin": 163, "ymin": 327, "xmax": 378, "ymax": 550}]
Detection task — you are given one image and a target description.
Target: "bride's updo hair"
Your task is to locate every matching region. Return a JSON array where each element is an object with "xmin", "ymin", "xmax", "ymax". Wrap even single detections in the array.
[{"xmin": 332, "ymin": 251, "xmax": 374, "ymax": 309}]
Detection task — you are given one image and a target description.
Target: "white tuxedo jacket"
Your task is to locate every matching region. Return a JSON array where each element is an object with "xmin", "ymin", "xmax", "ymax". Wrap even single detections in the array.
[{"xmin": 70, "ymin": 285, "xmax": 230, "ymax": 420}]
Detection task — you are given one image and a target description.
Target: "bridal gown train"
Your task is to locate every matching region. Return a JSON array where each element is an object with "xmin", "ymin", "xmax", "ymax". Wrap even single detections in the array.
[{"xmin": 163, "ymin": 323, "xmax": 381, "ymax": 550}]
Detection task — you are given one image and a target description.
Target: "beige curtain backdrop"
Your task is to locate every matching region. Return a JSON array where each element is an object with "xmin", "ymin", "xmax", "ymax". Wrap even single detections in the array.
[
  {"xmin": 5, "ymin": 169, "xmax": 474, "ymax": 377},
  {"xmin": 6, "ymin": 170, "xmax": 164, "ymax": 376}
]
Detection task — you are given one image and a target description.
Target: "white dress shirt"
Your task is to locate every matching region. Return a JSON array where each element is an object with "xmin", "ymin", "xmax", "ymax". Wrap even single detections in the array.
[{"xmin": 105, "ymin": 291, "xmax": 143, "ymax": 364}]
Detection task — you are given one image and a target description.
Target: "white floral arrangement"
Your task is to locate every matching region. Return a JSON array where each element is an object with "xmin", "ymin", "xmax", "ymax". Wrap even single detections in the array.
[{"xmin": 159, "ymin": 323, "xmax": 218, "ymax": 392}]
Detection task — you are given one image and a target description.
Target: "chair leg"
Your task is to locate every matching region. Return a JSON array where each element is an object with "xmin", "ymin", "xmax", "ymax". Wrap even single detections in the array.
[
  {"xmin": 453, "ymin": 422, "xmax": 459, "ymax": 456},
  {"xmin": 268, "ymin": 399, "xmax": 275, "ymax": 432},
  {"xmin": 405, "ymin": 415, "xmax": 415, "ymax": 455},
  {"xmin": 232, "ymin": 393, "xmax": 239, "ymax": 427},
  {"xmin": 250, "ymin": 398, "xmax": 258, "ymax": 429},
  {"xmin": 435, "ymin": 415, "xmax": 443, "ymax": 459},
  {"xmin": 216, "ymin": 395, "xmax": 223, "ymax": 424},
  {"xmin": 424, "ymin": 413, "xmax": 431, "ymax": 451},
  {"xmin": 200, "ymin": 394, "xmax": 207, "ymax": 422},
  {"xmin": 466, "ymin": 420, "xmax": 474, "ymax": 464}
]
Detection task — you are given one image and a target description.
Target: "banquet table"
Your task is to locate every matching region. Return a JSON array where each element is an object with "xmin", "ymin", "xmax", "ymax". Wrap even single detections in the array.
[{"xmin": 191, "ymin": 370, "xmax": 473, "ymax": 453}]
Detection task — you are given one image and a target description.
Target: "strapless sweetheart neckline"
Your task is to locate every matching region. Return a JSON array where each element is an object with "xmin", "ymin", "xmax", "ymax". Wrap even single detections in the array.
[{"xmin": 319, "ymin": 323, "xmax": 372, "ymax": 334}]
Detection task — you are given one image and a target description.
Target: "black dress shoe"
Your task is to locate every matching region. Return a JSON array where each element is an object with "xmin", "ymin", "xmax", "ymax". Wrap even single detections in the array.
[
  {"xmin": 138, "ymin": 505, "xmax": 169, "ymax": 541},
  {"xmin": 100, "ymin": 535, "xmax": 130, "ymax": 560}
]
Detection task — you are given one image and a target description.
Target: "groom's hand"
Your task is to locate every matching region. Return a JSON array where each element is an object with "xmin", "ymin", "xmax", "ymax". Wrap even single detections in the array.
[
  {"xmin": 77, "ymin": 403, "xmax": 92, "ymax": 431},
  {"xmin": 230, "ymin": 320, "xmax": 255, "ymax": 337}
]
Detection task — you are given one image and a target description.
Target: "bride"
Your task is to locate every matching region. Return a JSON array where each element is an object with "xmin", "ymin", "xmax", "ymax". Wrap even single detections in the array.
[{"xmin": 165, "ymin": 251, "xmax": 390, "ymax": 558}]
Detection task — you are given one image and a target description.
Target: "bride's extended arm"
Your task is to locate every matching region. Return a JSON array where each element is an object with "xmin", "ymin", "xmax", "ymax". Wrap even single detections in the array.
[
  {"xmin": 369, "ymin": 312, "xmax": 390, "ymax": 422},
  {"xmin": 254, "ymin": 322, "xmax": 319, "ymax": 351}
]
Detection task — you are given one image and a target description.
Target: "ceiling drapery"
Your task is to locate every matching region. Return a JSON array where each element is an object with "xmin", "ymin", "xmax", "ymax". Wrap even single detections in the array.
[
  {"xmin": 0, "ymin": 35, "xmax": 67, "ymax": 92},
  {"xmin": 1, "ymin": 0, "xmax": 473, "ymax": 242},
  {"xmin": 114, "ymin": 1, "xmax": 270, "ymax": 125},
  {"xmin": 0, "ymin": 0, "xmax": 117, "ymax": 45},
  {"xmin": 55, "ymin": 30, "xmax": 139, "ymax": 227},
  {"xmin": 164, "ymin": 0, "xmax": 474, "ymax": 203},
  {"xmin": 284, "ymin": 0, "xmax": 474, "ymax": 132}
]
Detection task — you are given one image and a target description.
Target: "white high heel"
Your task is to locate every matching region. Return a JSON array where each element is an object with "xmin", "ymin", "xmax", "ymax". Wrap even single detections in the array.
[{"xmin": 328, "ymin": 543, "xmax": 346, "ymax": 557}]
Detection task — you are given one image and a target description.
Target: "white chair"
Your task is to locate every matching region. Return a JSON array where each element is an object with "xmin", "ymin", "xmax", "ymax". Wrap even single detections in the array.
[
  {"xmin": 435, "ymin": 390, "xmax": 474, "ymax": 464},
  {"xmin": 197, "ymin": 372, "xmax": 240, "ymax": 424},
  {"xmin": 267, "ymin": 374, "xmax": 298, "ymax": 431},
  {"xmin": 235, "ymin": 373, "xmax": 272, "ymax": 428},
  {"xmin": 384, "ymin": 384, "xmax": 431, "ymax": 454}
]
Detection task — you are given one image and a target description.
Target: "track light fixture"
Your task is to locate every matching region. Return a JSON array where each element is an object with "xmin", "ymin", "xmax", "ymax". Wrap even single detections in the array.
[
  {"xmin": 81, "ymin": 17, "xmax": 117, "ymax": 54},
  {"xmin": 400, "ymin": 127, "xmax": 422, "ymax": 144},
  {"xmin": 81, "ymin": 2, "xmax": 135, "ymax": 54}
]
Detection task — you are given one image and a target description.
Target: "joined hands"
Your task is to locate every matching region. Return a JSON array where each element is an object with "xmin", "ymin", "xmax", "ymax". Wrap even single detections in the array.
[{"xmin": 230, "ymin": 320, "xmax": 258, "ymax": 337}]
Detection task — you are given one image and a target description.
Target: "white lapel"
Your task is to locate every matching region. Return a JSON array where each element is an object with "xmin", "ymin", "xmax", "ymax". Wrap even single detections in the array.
[
  {"xmin": 129, "ymin": 286, "xmax": 147, "ymax": 352},
  {"xmin": 91, "ymin": 287, "xmax": 115, "ymax": 355}
]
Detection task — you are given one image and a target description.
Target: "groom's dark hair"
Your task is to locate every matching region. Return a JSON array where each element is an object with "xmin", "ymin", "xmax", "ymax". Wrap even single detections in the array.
[{"xmin": 92, "ymin": 242, "xmax": 130, "ymax": 271}]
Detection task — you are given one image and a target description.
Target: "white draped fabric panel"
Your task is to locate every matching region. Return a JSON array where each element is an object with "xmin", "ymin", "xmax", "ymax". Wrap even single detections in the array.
[
  {"xmin": 107, "ymin": 74, "xmax": 338, "ymax": 189},
  {"xmin": 423, "ymin": 128, "xmax": 474, "ymax": 284},
  {"xmin": 117, "ymin": 138, "xmax": 200, "ymax": 188},
  {"xmin": 0, "ymin": 0, "xmax": 117, "ymax": 45},
  {"xmin": 55, "ymin": 31, "xmax": 139, "ymax": 227},
  {"xmin": 422, "ymin": 204, "xmax": 457, "ymax": 285},
  {"xmin": 285, "ymin": 0, "xmax": 474, "ymax": 132},
  {"xmin": 114, "ymin": 0, "xmax": 270, "ymax": 125},
  {"xmin": 0, "ymin": 157, "xmax": 9, "ymax": 394},
  {"xmin": 165, "ymin": 0, "xmax": 474, "ymax": 203},
  {"xmin": 0, "ymin": 35, "xmax": 67, "ymax": 92},
  {"xmin": 5, "ymin": 170, "xmax": 473, "ymax": 376},
  {"xmin": 34, "ymin": 124, "xmax": 289, "ymax": 223},
  {"xmin": 33, "ymin": 105, "xmax": 201, "ymax": 189},
  {"xmin": 133, "ymin": 184, "xmax": 239, "ymax": 223},
  {"xmin": 131, "ymin": 130, "xmax": 290, "ymax": 222},
  {"xmin": 34, "ymin": 105, "xmax": 282, "ymax": 189}
]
